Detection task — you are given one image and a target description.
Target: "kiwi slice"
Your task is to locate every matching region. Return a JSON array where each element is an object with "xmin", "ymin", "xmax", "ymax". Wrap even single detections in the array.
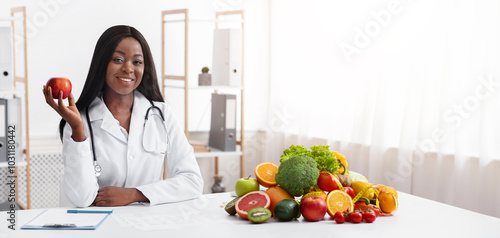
[
  {"xmin": 247, "ymin": 207, "xmax": 272, "ymax": 223},
  {"xmin": 224, "ymin": 197, "xmax": 239, "ymax": 215}
]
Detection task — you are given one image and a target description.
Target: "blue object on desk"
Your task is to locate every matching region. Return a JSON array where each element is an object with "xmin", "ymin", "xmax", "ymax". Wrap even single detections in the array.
[{"xmin": 67, "ymin": 209, "xmax": 113, "ymax": 214}]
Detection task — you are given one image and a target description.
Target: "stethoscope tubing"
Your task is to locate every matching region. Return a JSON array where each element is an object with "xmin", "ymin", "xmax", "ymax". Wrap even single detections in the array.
[
  {"xmin": 85, "ymin": 107, "xmax": 101, "ymax": 177},
  {"xmin": 85, "ymin": 99, "xmax": 166, "ymax": 177}
]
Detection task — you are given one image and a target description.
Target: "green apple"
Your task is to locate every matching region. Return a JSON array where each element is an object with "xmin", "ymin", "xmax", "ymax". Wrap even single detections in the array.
[{"xmin": 234, "ymin": 176, "xmax": 259, "ymax": 197}]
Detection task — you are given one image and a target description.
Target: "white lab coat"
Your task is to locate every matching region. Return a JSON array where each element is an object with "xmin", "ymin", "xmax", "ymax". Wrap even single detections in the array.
[{"xmin": 60, "ymin": 91, "xmax": 204, "ymax": 207}]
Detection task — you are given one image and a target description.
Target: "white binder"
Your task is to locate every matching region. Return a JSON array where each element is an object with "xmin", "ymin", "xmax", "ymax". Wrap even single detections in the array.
[
  {"xmin": 0, "ymin": 98, "xmax": 22, "ymax": 163},
  {"xmin": 211, "ymin": 29, "xmax": 242, "ymax": 87},
  {"xmin": 0, "ymin": 27, "xmax": 14, "ymax": 91}
]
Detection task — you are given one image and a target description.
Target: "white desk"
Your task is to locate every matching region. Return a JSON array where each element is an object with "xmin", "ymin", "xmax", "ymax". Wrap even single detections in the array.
[{"xmin": 2, "ymin": 192, "xmax": 500, "ymax": 238}]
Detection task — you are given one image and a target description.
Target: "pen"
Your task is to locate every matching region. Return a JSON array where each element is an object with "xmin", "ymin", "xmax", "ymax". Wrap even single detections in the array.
[
  {"xmin": 67, "ymin": 210, "xmax": 113, "ymax": 214},
  {"xmin": 43, "ymin": 223, "xmax": 76, "ymax": 227}
]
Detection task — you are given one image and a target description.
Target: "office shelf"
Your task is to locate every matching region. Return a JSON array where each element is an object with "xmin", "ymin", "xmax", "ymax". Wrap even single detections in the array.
[
  {"xmin": 164, "ymin": 85, "xmax": 242, "ymax": 91},
  {"xmin": 161, "ymin": 9, "xmax": 245, "ymax": 178},
  {"xmin": 194, "ymin": 148, "xmax": 242, "ymax": 158},
  {"xmin": 0, "ymin": 6, "xmax": 31, "ymax": 209}
]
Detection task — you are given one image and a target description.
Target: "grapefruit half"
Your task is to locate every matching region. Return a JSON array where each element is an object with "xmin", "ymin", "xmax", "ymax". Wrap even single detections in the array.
[{"xmin": 235, "ymin": 191, "xmax": 271, "ymax": 219}]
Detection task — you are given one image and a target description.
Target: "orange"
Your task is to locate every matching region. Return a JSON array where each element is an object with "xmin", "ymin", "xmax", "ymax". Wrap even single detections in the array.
[
  {"xmin": 373, "ymin": 185, "xmax": 398, "ymax": 214},
  {"xmin": 372, "ymin": 184, "xmax": 398, "ymax": 198},
  {"xmin": 265, "ymin": 186, "xmax": 293, "ymax": 215},
  {"xmin": 325, "ymin": 190, "xmax": 354, "ymax": 218},
  {"xmin": 255, "ymin": 162, "xmax": 279, "ymax": 187}
]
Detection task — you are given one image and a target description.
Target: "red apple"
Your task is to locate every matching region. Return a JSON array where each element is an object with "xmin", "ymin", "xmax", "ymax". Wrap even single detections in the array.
[
  {"xmin": 300, "ymin": 196, "xmax": 327, "ymax": 222},
  {"xmin": 46, "ymin": 77, "xmax": 72, "ymax": 99}
]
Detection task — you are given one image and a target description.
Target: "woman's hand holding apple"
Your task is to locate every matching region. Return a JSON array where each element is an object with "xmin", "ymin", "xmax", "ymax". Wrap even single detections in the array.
[{"xmin": 43, "ymin": 77, "xmax": 85, "ymax": 142}]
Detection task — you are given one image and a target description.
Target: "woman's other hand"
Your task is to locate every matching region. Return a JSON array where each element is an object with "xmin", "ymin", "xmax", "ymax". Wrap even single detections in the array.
[{"xmin": 92, "ymin": 186, "xmax": 149, "ymax": 206}]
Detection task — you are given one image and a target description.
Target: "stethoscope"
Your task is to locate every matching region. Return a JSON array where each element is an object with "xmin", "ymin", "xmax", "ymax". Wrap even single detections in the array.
[{"xmin": 85, "ymin": 100, "xmax": 170, "ymax": 177}]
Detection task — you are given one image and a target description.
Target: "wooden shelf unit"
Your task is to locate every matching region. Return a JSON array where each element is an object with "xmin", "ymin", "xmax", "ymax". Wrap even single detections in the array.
[
  {"xmin": 161, "ymin": 9, "xmax": 245, "ymax": 178},
  {"xmin": 9, "ymin": 6, "xmax": 31, "ymax": 209}
]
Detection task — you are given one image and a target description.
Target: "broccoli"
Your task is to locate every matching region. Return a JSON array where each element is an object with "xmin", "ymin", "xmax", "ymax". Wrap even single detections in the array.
[{"xmin": 275, "ymin": 155, "xmax": 320, "ymax": 196}]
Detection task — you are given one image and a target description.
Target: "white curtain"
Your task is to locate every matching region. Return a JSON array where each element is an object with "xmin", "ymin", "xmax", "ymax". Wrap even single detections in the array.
[{"xmin": 266, "ymin": 0, "xmax": 500, "ymax": 218}]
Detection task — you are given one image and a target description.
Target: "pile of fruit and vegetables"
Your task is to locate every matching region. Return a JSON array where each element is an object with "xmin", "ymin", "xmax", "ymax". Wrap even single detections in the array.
[{"xmin": 223, "ymin": 144, "xmax": 398, "ymax": 224}]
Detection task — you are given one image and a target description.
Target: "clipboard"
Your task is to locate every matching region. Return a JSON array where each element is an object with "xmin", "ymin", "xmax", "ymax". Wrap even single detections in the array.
[{"xmin": 21, "ymin": 209, "xmax": 113, "ymax": 230}]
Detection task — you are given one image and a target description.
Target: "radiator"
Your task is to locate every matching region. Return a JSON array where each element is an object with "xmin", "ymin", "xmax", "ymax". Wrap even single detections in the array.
[{"xmin": 0, "ymin": 153, "xmax": 64, "ymax": 209}]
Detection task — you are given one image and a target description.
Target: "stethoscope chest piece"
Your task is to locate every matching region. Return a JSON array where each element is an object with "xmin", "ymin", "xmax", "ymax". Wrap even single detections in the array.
[{"xmin": 94, "ymin": 161, "xmax": 102, "ymax": 177}]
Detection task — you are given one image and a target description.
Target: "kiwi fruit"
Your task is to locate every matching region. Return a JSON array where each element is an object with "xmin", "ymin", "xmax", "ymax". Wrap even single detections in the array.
[
  {"xmin": 247, "ymin": 207, "xmax": 272, "ymax": 223},
  {"xmin": 224, "ymin": 197, "xmax": 239, "ymax": 215}
]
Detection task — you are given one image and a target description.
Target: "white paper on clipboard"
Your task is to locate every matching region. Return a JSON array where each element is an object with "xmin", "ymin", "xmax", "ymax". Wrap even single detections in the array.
[{"xmin": 22, "ymin": 209, "xmax": 111, "ymax": 229}]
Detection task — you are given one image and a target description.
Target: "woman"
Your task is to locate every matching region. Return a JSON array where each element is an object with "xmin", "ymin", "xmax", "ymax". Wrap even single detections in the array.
[{"xmin": 43, "ymin": 25, "xmax": 204, "ymax": 207}]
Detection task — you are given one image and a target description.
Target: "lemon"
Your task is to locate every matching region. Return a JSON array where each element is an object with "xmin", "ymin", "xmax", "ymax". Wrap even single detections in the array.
[{"xmin": 351, "ymin": 181, "xmax": 375, "ymax": 200}]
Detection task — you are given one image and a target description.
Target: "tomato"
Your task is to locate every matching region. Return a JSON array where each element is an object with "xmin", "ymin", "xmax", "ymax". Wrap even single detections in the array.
[
  {"xmin": 356, "ymin": 201, "xmax": 381, "ymax": 217},
  {"xmin": 349, "ymin": 211, "xmax": 363, "ymax": 223},
  {"xmin": 317, "ymin": 171, "xmax": 339, "ymax": 192},
  {"xmin": 344, "ymin": 187, "xmax": 355, "ymax": 199},
  {"xmin": 363, "ymin": 209, "xmax": 376, "ymax": 223},
  {"xmin": 333, "ymin": 211, "xmax": 345, "ymax": 224},
  {"xmin": 342, "ymin": 210, "xmax": 351, "ymax": 222},
  {"xmin": 370, "ymin": 205, "xmax": 381, "ymax": 217}
]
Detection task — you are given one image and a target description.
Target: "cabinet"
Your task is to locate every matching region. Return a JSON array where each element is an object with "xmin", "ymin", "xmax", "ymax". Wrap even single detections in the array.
[
  {"xmin": 0, "ymin": 6, "xmax": 31, "ymax": 209},
  {"xmin": 161, "ymin": 9, "xmax": 245, "ymax": 179}
]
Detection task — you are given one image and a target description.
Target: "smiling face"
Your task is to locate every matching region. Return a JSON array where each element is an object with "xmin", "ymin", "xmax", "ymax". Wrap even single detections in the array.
[{"xmin": 104, "ymin": 37, "xmax": 144, "ymax": 99}]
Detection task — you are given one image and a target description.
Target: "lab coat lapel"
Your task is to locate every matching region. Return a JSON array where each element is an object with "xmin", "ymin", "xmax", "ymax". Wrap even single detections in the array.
[
  {"xmin": 88, "ymin": 96, "xmax": 128, "ymax": 144},
  {"xmin": 101, "ymin": 113, "xmax": 127, "ymax": 143}
]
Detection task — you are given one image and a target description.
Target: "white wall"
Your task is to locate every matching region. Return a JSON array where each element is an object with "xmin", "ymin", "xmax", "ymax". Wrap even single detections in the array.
[
  {"xmin": 0, "ymin": 0, "xmax": 269, "ymax": 140},
  {"xmin": 0, "ymin": 0, "xmax": 270, "ymax": 198}
]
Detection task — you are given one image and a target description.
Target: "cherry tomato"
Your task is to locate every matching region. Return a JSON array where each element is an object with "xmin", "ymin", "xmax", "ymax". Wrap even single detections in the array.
[
  {"xmin": 344, "ymin": 187, "xmax": 356, "ymax": 199},
  {"xmin": 349, "ymin": 211, "xmax": 363, "ymax": 223},
  {"xmin": 343, "ymin": 210, "xmax": 351, "ymax": 222},
  {"xmin": 317, "ymin": 171, "xmax": 339, "ymax": 192},
  {"xmin": 333, "ymin": 211, "xmax": 345, "ymax": 224},
  {"xmin": 370, "ymin": 205, "xmax": 381, "ymax": 217},
  {"xmin": 363, "ymin": 209, "xmax": 376, "ymax": 223}
]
